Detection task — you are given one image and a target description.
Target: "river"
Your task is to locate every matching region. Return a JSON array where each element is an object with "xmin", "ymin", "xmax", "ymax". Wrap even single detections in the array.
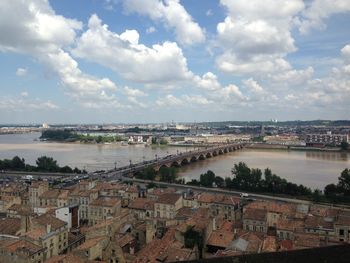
[{"xmin": 0, "ymin": 133, "xmax": 349, "ymax": 189}]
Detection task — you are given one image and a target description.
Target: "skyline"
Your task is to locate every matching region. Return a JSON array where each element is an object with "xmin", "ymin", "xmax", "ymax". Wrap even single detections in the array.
[{"xmin": 0, "ymin": 0, "xmax": 350, "ymax": 123}]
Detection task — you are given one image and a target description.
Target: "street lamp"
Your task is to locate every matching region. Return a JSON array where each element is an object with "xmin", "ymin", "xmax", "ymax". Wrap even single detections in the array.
[
  {"xmin": 114, "ymin": 161, "xmax": 117, "ymax": 170},
  {"xmin": 129, "ymin": 160, "xmax": 132, "ymax": 167}
]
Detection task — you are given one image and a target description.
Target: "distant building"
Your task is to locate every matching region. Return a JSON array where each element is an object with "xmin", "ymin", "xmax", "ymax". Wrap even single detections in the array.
[
  {"xmin": 42, "ymin": 123, "xmax": 49, "ymax": 129},
  {"xmin": 306, "ymin": 133, "xmax": 348, "ymax": 147}
]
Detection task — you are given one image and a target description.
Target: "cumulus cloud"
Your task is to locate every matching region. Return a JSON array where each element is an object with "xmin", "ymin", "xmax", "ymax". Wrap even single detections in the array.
[
  {"xmin": 0, "ymin": 0, "xmax": 119, "ymax": 109},
  {"xmin": 216, "ymin": 0, "xmax": 304, "ymax": 75},
  {"xmin": 124, "ymin": 86, "xmax": 147, "ymax": 97},
  {"xmin": 156, "ymin": 94, "xmax": 183, "ymax": 107},
  {"xmin": 20, "ymin": 91, "xmax": 29, "ymax": 97},
  {"xmin": 0, "ymin": 97, "xmax": 59, "ymax": 111},
  {"xmin": 243, "ymin": 78, "xmax": 264, "ymax": 94},
  {"xmin": 341, "ymin": 44, "xmax": 350, "ymax": 62},
  {"xmin": 123, "ymin": 0, "xmax": 205, "ymax": 46},
  {"xmin": 16, "ymin": 67, "xmax": 27, "ymax": 77},
  {"xmin": 298, "ymin": 0, "xmax": 350, "ymax": 34},
  {"xmin": 195, "ymin": 72, "xmax": 221, "ymax": 91},
  {"xmin": 73, "ymin": 14, "xmax": 194, "ymax": 84}
]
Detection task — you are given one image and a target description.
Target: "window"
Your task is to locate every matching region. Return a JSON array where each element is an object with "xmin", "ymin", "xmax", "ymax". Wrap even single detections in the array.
[{"xmin": 340, "ymin": 229, "xmax": 345, "ymax": 236}]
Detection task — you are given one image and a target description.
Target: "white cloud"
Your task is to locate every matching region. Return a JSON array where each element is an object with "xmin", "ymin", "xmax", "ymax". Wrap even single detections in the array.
[
  {"xmin": 123, "ymin": 0, "xmax": 205, "ymax": 46},
  {"xmin": 124, "ymin": 86, "xmax": 147, "ymax": 97},
  {"xmin": 0, "ymin": 97, "xmax": 59, "ymax": 111},
  {"xmin": 243, "ymin": 78, "xmax": 264, "ymax": 94},
  {"xmin": 73, "ymin": 14, "xmax": 194, "ymax": 84},
  {"xmin": 195, "ymin": 72, "xmax": 221, "ymax": 91},
  {"xmin": 298, "ymin": 0, "xmax": 350, "ymax": 34},
  {"xmin": 183, "ymin": 95, "xmax": 213, "ymax": 105},
  {"xmin": 156, "ymin": 94, "xmax": 183, "ymax": 107},
  {"xmin": 20, "ymin": 91, "xmax": 29, "ymax": 97},
  {"xmin": 16, "ymin": 67, "xmax": 27, "ymax": 77},
  {"xmin": 146, "ymin": 26, "xmax": 156, "ymax": 34},
  {"xmin": 0, "ymin": 0, "xmax": 119, "ymax": 109},
  {"xmin": 341, "ymin": 44, "xmax": 350, "ymax": 62},
  {"xmin": 216, "ymin": 0, "xmax": 304, "ymax": 75}
]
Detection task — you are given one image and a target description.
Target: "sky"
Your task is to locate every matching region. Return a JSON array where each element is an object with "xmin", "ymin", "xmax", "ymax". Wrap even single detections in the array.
[{"xmin": 0, "ymin": 0, "xmax": 349, "ymax": 124}]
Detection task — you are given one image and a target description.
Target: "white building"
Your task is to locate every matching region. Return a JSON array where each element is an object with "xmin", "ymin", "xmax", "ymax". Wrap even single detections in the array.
[{"xmin": 55, "ymin": 204, "xmax": 79, "ymax": 230}]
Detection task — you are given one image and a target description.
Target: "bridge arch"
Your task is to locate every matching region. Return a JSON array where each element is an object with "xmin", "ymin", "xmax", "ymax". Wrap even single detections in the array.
[
  {"xmin": 212, "ymin": 151, "xmax": 218, "ymax": 156},
  {"xmin": 206, "ymin": 152, "xmax": 212, "ymax": 158},
  {"xmin": 170, "ymin": 161, "xmax": 181, "ymax": 168},
  {"xmin": 198, "ymin": 154, "xmax": 205, "ymax": 160},
  {"xmin": 190, "ymin": 156, "xmax": 197, "ymax": 162},
  {"xmin": 181, "ymin": 158, "xmax": 190, "ymax": 165}
]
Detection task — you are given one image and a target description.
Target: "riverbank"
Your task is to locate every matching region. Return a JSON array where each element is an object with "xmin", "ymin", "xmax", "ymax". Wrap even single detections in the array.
[{"xmin": 246, "ymin": 143, "xmax": 342, "ymax": 152}]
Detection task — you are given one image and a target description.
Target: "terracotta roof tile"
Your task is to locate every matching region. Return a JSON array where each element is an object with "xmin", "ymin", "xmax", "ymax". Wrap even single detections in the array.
[
  {"xmin": 207, "ymin": 230, "xmax": 234, "ymax": 248},
  {"xmin": 90, "ymin": 197, "xmax": 120, "ymax": 207},
  {"xmin": 0, "ymin": 218, "xmax": 21, "ymax": 235},
  {"xmin": 76, "ymin": 236, "xmax": 106, "ymax": 250},
  {"xmin": 128, "ymin": 198, "xmax": 154, "ymax": 210},
  {"xmin": 33, "ymin": 213, "xmax": 66, "ymax": 231},
  {"xmin": 243, "ymin": 208, "xmax": 267, "ymax": 221},
  {"xmin": 156, "ymin": 193, "xmax": 181, "ymax": 205}
]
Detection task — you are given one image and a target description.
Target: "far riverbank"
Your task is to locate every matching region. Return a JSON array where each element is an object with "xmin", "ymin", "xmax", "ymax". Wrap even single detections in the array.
[{"xmin": 246, "ymin": 143, "xmax": 343, "ymax": 152}]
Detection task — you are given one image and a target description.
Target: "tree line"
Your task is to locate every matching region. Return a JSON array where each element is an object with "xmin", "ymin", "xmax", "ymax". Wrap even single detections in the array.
[
  {"xmin": 0, "ymin": 156, "xmax": 86, "ymax": 174},
  {"xmin": 137, "ymin": 161, "xmax": 350, "ymax": 204},
  {"xmin": 135, "ymin": 166, "xmax": 183, "ymax": 184},
  {"xmin": 40, "ymin": 130, "xmax": 125, "ymax": 143}
]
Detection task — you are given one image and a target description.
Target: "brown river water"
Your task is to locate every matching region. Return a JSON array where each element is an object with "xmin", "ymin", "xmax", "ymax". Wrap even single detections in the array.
[{"xmin": 0, "ymin": 133, "xmax": 349, "ymax": 189}]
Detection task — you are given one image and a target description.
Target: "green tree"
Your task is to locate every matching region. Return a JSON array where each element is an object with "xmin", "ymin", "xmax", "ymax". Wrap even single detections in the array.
[
  {"xmin": 200, "ymin": 170, "xmax": 216, "ymax": 187},
  {"xmin": 324, "ymin": 183, "xmax": 339, "ymax": 196},
  {"xmin": 341, "ymin": 141, "xmax": 349, "ymax": 151},
  {"xmin": 36, "ymin": 156, "xmax": 59, "ymax": 172},
  {"xmin": 11, "ymin": 156, "xmax": 26, "ymax": 170},
  {"xmin": 159, "ymin": 166, "xmax": 177, "ymax": 183},
  {"xmin": 214, "ymin": 176, "xmax": 224, "ymax": 188},
  {"xmin": 231, "ymin": 162, "xmax": 251, "ymax": 190},
  {"xmin": 137, "ymin": 166, "xmax": 156, "ymax": 180},
  {"xmin": 338, "ymin": 168, "xmax": 350, "ymax": 195},
  {"xmin": 184, "ymin": 226, "xmax": 204, "ymax": 258},
  {"xmin": 60, "ymin": 165, "xmax": 73, "ymax": 173}
]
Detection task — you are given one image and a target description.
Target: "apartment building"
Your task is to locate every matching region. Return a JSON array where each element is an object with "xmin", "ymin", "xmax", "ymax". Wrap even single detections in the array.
[
  {"xmin": 88, "ymin": 197, "xmax": 121, "ymax": 226},
  {"xmin": 24, "ymin": 214, "xmax": 69, "ymax": 260},
  {"xmin": 29, "ymin": 181, "xmax": 49, "ymax": 208},
  {"xmin": 154, "ymin": 193, "xmax": 183, "ymax": 219}
]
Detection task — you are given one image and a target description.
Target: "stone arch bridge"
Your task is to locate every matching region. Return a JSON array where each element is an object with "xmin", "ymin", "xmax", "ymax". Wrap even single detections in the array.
[
  {"xmin": 152, "ymin": 143, "xmax": 244, "ymax": 171},
  {"xmin": 100, "ymin": 143, "xmax": 245, "ymax": 179}
]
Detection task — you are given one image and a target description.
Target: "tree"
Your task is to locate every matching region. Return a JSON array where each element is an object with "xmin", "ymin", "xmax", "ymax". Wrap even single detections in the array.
[
  {"xmin": 200, "ymin": 170, "xmax": 216, "ymax": 187},
  {"xmin": 11, "ymin": 156, "xmax": 26, "ymax": 170},
  {"xmin": 341, "ymin": 141, "xmax": 349, "ymax": 151},
  {"xmin": 231, "ymin": 162, "xmax": 252, "ymax": 190},
  {"xmin": 36, "ymin": 156, "xmax": 59, "ymax": 172},
  {"xmin": 184, "ymin": 226, "xmax": 204, "ymax": 258},
  {"xmin": 324, "ymin": 183, "xmax": 339, "ymax": 196},
  {"xmin": 60, "ymin": 165, "xmax": 73, "ymax": 173},
  {"xmin": 338, "ymin": 168, "xmax": 350, "ymax": 196},
  {"xmin": 137, "ymin": 166, "xmax": 156, "ymax": 180},
  {"xmin": 214, "ymin": 176, "xmax": 225, "ymax": 188},
  {"xmin": 159, "ymin": 166, "xmax": 177, "ymax": 183}
]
